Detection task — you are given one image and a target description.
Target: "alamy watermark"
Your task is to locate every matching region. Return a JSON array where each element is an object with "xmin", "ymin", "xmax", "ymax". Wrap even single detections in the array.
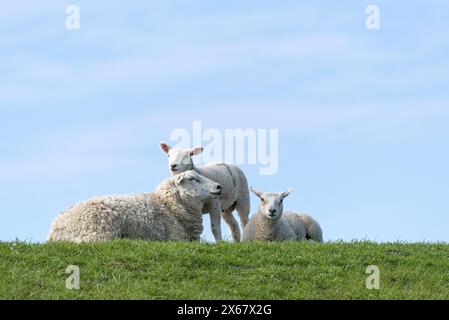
[
  {"xmin": 66, "ymin": 265, "xmax": 80, "ymax": 290},
  {"xmin": 63, "ymin": 5, "xmax": 381, "ymax": 32},
  {"xmin": 169, "ymin": 121, "xmax": 279, "ymax": 175},
  {"xmin": 365, "ymin": 5, "xmax": 380, "ymax": 30},
  {"xmin": 366, "ymin": 265, "xmax": 380, "ymax": 290},
  {"xmin": 65, "ymin": 5, "xmax": 80, "ymax": 30}
]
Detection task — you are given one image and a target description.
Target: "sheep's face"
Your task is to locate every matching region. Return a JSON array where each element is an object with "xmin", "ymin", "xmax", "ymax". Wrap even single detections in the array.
[
  {"xmin": 250, "ymin": 187, "xmax": 293, "ymax": 221},
  {"xmin": 160, "ymin": 142, "xmax": 203, "ymax": 175},
  {"xmin": 175, "ymin": 170, "xmax": 222, "ymax": 203}
]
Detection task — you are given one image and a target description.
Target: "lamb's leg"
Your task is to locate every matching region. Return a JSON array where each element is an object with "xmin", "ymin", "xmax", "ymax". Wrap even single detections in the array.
[
  {"xmin": 235, "ymin": 176, "xmax": 250, "ymax": 229},
  {"xmin": 207, "ymin": 199, "xmax": 223, "ymax": 242},
  {"xmin": 236, "ymin": 200, "xmax": 250, "ymax": 229},
  {"xmin": 222, "ymin": 209, "xmax": 241, "ymax": 242}
]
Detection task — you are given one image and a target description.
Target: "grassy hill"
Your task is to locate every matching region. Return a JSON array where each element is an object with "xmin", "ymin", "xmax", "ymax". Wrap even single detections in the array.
[{"xmin": 1, "ymin": 241, "xmax": 449, "ymax": 300}]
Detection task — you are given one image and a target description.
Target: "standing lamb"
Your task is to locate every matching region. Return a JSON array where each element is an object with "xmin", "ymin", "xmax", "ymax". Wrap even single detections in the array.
[
  {"xmin": 160, "ymin": 142, "xmax": 250, "ymax": 242},
  {"xmin": 48, "ymin": 171, "xmax": 223, "ymax": 243},
  {"xmin": 242, "ymin": 187, "xmax": 323, "ymax": 242}
]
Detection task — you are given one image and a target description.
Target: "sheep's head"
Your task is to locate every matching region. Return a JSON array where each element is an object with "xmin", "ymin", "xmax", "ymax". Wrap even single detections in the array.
[
  {"xmin": 173, "ymin": 170, "xmax": 222, "ymax": 204},
  {"xmin": 250, "ymin": 187, "xmax": 293, "ymax": 220},
  {"xmin": 160, "ymin": 142, "xmax": 203, "ymax": 175}
]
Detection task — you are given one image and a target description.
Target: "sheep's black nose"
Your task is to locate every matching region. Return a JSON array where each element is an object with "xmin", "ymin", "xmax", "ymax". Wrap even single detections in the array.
[
  {"xmin": 171, "ymin": 164, "xmax": 177, "ymax": 170},
  {"xmin": 269, "ymin": 209, "xmax": 277, "ymax": 214},
  {"xmin": 216, "ymin": 185, "xmax": 222, "ymax": 191}
]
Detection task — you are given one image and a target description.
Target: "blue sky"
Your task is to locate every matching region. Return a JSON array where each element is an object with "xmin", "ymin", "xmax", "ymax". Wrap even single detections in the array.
[{"xmin": 1, "ymin": 1, "xmax": 448, "ymax": 242}]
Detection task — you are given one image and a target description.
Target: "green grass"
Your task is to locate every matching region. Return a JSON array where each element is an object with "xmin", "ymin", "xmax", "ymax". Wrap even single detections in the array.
[{"xmin": 1, "ymin": 240, "xmax": 449, "ymax": 300}]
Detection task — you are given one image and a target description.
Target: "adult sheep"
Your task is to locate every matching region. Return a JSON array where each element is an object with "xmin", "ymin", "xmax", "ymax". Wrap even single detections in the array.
[
  {"xmin": 160, "ymin": 142, "xmax": 250, "ymax": 242},
  {"xmin": 48, "ymin": 171, "xmax": 223, "ymax": 243},
  {"xmin": 242, "ymin": 187, "xmax": 323, "ymax": 242}
]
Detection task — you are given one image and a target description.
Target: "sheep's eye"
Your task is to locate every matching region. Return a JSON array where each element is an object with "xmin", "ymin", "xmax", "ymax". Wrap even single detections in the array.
[{"xmin": 188, "ymin": 177, "xmax": 198, "ymax": 182}]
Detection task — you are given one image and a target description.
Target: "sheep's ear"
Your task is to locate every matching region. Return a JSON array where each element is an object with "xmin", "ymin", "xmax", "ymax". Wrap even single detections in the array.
[
  {"xmin": 191, "ymin": 146, "xmax": 204, "ymax": 156},
  {"xmin": 160, "ymin": 141, "xmax": 171, "ymax": 154},
  {"xmin": 250, "ymin": 187, "xmax": 264, "ymax": 199},
  {"xmin": 281, "ymin": 188, "xmax": 293, "ymax": 199}
]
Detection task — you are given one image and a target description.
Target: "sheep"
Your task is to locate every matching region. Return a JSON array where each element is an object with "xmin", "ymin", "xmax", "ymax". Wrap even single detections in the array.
[
  {"xmin": 160, "ymin": 142, "xmax": 250, "ymax": 242},
  {"xmin": 48, "ymin": 170, "xmax": 223, "ymax": 243},
  {"xmin": 242, "ymin": 187, "xmax": 323, "ymax": 242}
]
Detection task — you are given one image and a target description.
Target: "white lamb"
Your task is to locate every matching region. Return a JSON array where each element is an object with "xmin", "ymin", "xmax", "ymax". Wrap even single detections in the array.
[
  {"xmin": 242, "ymin": 187, "xmax": 323, "ymax": 242},
  {"xmin": 48, "ymin": 171, "xmax": 223, "ymax": 243},
  {"xmin": 160, "ymin": 142, "xmax": 250, "ymax": 242}
]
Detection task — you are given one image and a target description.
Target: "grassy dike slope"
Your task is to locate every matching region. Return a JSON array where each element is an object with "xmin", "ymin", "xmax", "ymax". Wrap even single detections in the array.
[{"xmin": 1, "ymin": 241, "xmax": 449, "ymax": 300}]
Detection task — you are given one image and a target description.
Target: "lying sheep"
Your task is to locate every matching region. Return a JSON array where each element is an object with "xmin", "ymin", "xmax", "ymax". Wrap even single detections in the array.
[
  {"xmin": 160, "ymin": 142, "xmax": 250, "ymax": 242},
  {"xmin": 242, "ymin": 187, "xmax": 323, "ymax": 242},
  {"xmin": 48, "ymin": 171, "xmax": 223, "ymax": 243}
]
